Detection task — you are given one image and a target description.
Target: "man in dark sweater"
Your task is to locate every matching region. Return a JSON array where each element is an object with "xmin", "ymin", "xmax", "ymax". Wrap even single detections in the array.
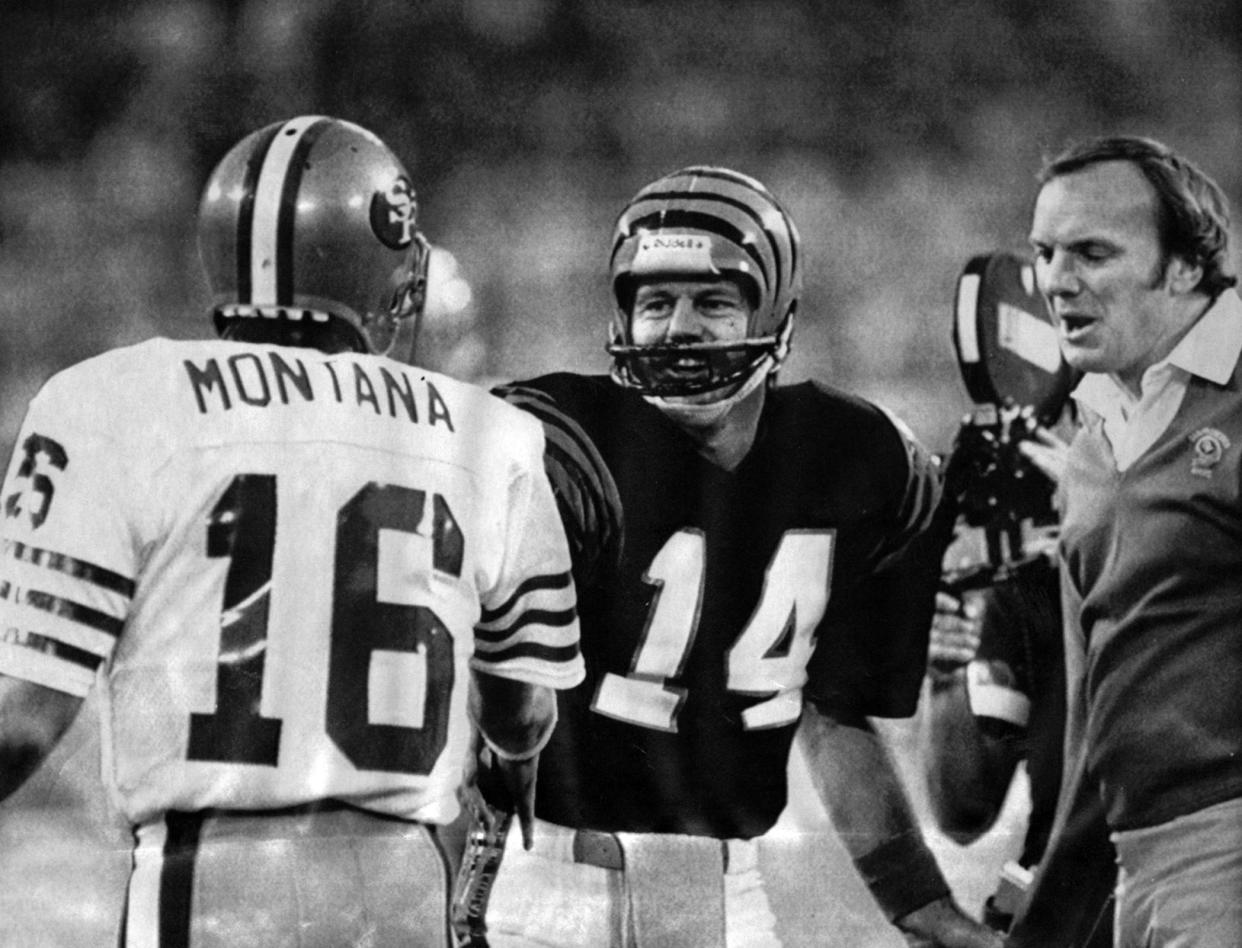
[{"xmin": 1008, "ymin": 136, "xmax": 1242, "ymax": 947}]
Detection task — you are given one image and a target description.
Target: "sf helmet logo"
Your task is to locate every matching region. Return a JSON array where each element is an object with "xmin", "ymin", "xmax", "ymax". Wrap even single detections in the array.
[{"xmin": 370, "ymin": 176, "xmax": 417, "ymax": 250}]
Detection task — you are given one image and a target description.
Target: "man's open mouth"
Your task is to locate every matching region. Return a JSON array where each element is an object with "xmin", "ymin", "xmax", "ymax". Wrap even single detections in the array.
[{"xmin": 1060, "ymin": 314, "xmax": 1094, "ymax": 334}]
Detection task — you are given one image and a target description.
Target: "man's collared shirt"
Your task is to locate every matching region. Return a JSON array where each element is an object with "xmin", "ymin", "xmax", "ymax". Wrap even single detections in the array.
[{"xmin": 1072, "ymin": 290, "xmax": 1242, "ymax": 471}]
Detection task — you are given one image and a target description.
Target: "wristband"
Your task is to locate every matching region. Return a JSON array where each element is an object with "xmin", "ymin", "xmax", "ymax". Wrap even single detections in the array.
[
  {"xmin": 966, "ymin": 659, "xmax": 1031, "ymax": 726},
  {"xmin": 853, "ymin": 830, "xmax": 951, "ymax": 923}
]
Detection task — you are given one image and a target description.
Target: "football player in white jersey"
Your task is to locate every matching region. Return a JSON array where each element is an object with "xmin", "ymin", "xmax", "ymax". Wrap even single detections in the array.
[{"xmin": 0, "ymin": 116, "xmax": 584, "ymax": 948}]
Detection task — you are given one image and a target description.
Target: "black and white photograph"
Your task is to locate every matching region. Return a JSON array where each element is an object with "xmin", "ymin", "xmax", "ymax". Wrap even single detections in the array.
[{"xmin": 1, "ymin": 2, "xmax": 1240, "ymax": 946}]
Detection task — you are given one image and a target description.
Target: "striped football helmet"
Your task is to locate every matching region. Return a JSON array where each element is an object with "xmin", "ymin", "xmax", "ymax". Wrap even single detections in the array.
[
  {"xmin": 197, "ymin": 116, "xmax": 429, "ymax": 356},
  {"xmin": 607, "ymin": 166, "xmax": 802, "ymax": 397}
]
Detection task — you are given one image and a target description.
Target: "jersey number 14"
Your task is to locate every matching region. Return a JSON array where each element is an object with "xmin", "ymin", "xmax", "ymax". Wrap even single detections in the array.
[{"xmin": 593, "ymin": 529, "xmax": 834, "ymax": 732}]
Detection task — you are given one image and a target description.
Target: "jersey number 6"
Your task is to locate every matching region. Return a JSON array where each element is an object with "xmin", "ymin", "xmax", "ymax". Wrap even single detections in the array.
[{"xmin": 187, "ymin": 473, "xmax": 460, "ymax": 776}]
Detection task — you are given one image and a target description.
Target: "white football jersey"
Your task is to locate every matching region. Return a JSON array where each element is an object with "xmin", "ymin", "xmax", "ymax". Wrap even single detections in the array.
[{"xmin": 0, "ymin": 338, "xmax": 583, "ymax": 825}]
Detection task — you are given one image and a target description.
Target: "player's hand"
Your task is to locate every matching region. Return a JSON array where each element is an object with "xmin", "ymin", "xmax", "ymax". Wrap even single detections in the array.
[
  {"xmin": 1017, "ymin": 426, "xmax": 1069, "ymax": 486},
  {"xmin": 928, "ymin": 592, "xmax": 981, "ymax": 669},
  {"xmin": 474, "ymin": 745, "xmax": 539, "ymax": 850},
  {"xmin": 896, "ymin": 896, "xmax": 1005, "ymax": 947},
  {"xmin": 493, "ymin": 752, "xmax": 539, "ymax": 850}
]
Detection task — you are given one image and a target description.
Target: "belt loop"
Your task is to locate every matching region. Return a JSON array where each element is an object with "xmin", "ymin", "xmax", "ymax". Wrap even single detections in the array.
[{"xmin": 572, "ymin": 829, "xmax": 626, "ymax": 871}]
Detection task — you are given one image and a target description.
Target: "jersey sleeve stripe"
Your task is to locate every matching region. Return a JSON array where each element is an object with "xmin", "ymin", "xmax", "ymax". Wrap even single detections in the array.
[
  {"xmin": 0, "ymin": 629, "xmax": 105, "ymax": 673},
  {"xmin": 479, "ymin": 572, "xmax": 572, "ymax": 624},
  {"xmin": 1, "ymin": 582, "xmax": 125, "ymax": 638},
  {"xmin": 493, "ymin": 384, "xmax": 624, "ymax": 579},
  {"xmin": 0, "ymin": 594, "xmax": 121, "ymax": 657},
  {"xmin": 472, "ymin": 640, "xmax": 582, "ymax": 666},
  {"xmin": 4, "ymin": 541, "xmax": 136, "ymax": 597},
  {"xmin": 492, "ymin": 387, "xmax": 609, "ymax": 486},
  {"xmin": 490, "ymin": 383, "xmax": 553, "ymax": 406},
  {"xmin": 504, "ymin": 393, "xmax": 596, "ymax": 463},
  {"xmin": 0, "ymin": 642, "xmax": 96, "ymax": 697},
  {"xmin": 475, "ymin": 607, "xmax": 578, "ymax": 643},
  {"xmin": 475, "ymin": 623, "xmax": 579, "ymax": 660},
  {"xmin": 874, "ymin": 404, "xmax": 942, "ymax": 538},
  {"xmin": 3, "ymin": 555, "xmax": 133, "ymax": 627},
  {"xmin": 545, "ymin": 434, "xmax": 610, "ymax": 499}
]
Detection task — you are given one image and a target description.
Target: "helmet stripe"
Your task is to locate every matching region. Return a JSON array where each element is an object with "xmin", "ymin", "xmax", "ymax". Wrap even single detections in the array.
[
  {"xmin": 249, "ymin": 117, "xmax": 328, "ymax": 306},
  {"xmin": 617, "ymin": 186, "xmax": 793, "ymax": 299},
  {"xmin": 234, "ymin": 123, "xmax": 282, "ymax": 304},
  {"xmin": 274, "ymin": 119, "xmax": 331, "ymax": 306}
]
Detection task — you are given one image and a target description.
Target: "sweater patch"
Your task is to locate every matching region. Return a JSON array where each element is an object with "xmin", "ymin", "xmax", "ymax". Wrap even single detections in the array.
[{"xmin": 1189, "ymin": 427, "xmax": 1231, "ymax": 478}]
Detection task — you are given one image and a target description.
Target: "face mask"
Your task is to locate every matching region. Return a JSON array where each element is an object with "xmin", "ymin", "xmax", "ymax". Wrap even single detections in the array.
[{"xmin": 644, "ymin": 355, "xmax": 773, "ymax": 428}]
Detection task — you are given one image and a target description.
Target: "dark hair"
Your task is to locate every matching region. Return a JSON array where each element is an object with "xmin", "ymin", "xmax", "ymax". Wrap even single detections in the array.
[{"xmin": 1038, "ymin": 136, "xmax": 1237, "ymax": 299}]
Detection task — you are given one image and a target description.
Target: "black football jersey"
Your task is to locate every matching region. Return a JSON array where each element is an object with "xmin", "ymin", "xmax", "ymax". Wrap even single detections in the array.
[{"xmin": 497, "ymin": 374, "xmax": 943, "ymax": 838}]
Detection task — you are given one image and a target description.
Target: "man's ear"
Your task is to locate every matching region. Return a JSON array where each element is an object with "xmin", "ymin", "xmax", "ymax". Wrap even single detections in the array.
[{"xmin": 1165, "ymin": 255, "xmax": 1204, "ymax": 295}]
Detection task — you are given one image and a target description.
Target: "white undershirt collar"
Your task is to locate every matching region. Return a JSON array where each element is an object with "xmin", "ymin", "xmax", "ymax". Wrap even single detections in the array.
[{"xmin": 1072, "ymin": 290, "xmax": 1242, "ymax": 470}]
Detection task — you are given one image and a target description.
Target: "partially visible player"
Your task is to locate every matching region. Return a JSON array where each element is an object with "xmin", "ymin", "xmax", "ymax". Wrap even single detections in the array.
[
  {"xmin": 926, "ymin": 544, "xmax": 1112, "ymax": 946},
  {"xmin": 926, "ymin": 559, "xmax": 1063, "ymax": 869},
  {"xmin": 0, "ymin": 116, "xmax": 583, "ymax": 948},
  {"xmin": 462, "ymin": 167, "xmax": 1001, "ymax": 947}
]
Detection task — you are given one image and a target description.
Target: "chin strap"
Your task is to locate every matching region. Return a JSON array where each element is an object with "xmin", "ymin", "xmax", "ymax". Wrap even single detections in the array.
[{"xmin": 644, "ymin": 355, "xmax": 774, "ymax": 428}]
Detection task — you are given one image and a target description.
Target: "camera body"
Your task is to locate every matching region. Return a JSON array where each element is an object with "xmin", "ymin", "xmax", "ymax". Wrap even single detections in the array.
[
  {"xmin": 945, "ymin": 250, "xmax": 1073, "ymax": 594},
  {"xmin": 942, "ymin": 402, "xmax": 1059, "ymax": 594}
]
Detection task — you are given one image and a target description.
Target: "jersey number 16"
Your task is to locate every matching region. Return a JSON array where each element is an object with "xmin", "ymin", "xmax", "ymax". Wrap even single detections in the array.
[{"xmin": 187, "ymin": 473, "xmax": 461, "ymax": 777}]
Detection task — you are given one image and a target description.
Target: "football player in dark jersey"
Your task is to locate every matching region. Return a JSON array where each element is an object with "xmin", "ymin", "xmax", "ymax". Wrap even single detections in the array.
[{"xmin": 457, "ymin": 167, "xmax": 1001, "ymax": 947}]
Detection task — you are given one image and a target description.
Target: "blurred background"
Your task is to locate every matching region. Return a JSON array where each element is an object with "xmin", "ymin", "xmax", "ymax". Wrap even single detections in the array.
[
  {"xmin": 1, "ymin": 0, "xmax": 1240, "ymax": 944},
  {"xmin": 3, "ymin": 0, "xmax": 1241, "ymax": 462}
]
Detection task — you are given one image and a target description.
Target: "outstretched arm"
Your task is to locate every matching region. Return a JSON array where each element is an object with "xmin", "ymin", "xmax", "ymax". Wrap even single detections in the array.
[
  {"xmin": 799, "ymin": 702, "xmax": 1003, "ymax": 948},
  {"xmin": 0, "ymin": 674, "xmax": 83, "ymax": 802},
  {"xmin": 469, "ymin": 671, "xmax": 557, "ymax": 848}
]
